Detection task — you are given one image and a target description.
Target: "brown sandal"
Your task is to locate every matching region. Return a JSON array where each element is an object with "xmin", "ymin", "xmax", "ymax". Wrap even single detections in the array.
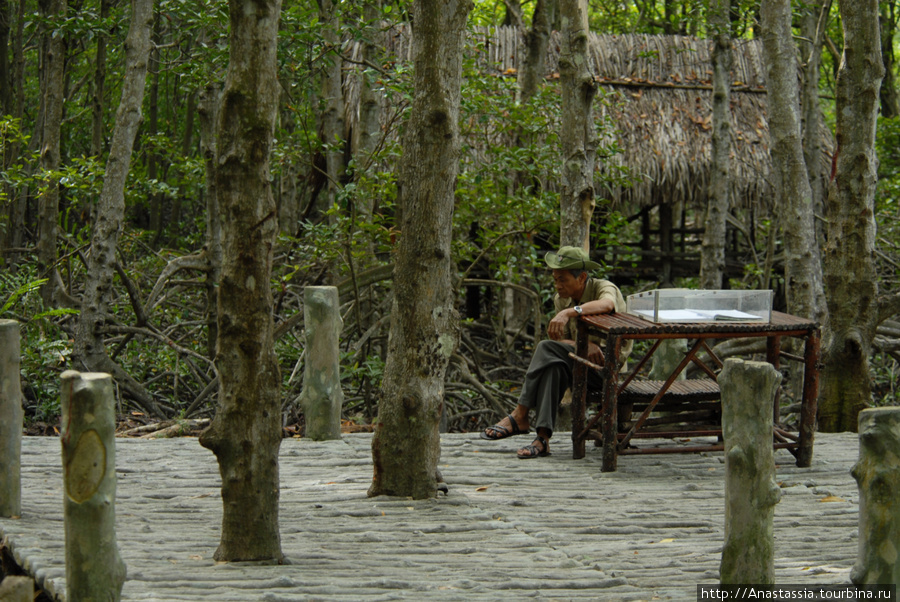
[
  {"xmin": 480, "ymin": 413, "xmax": 528, "ymax": 440},
  {"xmin": 517, "ymin": 436, "xmax": 550, "ymax": 459}
]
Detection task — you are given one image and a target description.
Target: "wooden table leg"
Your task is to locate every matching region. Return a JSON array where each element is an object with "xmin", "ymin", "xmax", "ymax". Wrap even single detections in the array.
[
  {"xmin": 797, "ymin": 328, "xmax": 820, "ymax": 467},
  {"xmin": 571, "ymin": 321, "xmax": 589, "ymax": 459},
  {"xmin": 601, "ymin": 335, "xmax": 620, "ymax": 472}
]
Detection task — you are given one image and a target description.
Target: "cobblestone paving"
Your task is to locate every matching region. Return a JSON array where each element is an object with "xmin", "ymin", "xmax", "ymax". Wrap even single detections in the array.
[{"xmin": 1, "ymin": 432, "xmax": 860, "ymax": 601}]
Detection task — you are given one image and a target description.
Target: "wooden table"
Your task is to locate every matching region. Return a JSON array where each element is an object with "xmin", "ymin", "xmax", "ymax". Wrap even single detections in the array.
[{"xmin": 570, "ymin": 311, "xmax": 820, "ymax": 472}]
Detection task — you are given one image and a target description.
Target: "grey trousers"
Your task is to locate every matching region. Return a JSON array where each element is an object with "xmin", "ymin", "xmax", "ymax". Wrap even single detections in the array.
[{"xmin": 518, "ymin": 340, "xmax": 602, "ymax": 437}]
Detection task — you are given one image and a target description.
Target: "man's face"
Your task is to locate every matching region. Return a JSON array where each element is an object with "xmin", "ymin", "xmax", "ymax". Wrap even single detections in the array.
[{"xmin": 552, "ymin": 269, "xmax": 586, "ymax": 300}]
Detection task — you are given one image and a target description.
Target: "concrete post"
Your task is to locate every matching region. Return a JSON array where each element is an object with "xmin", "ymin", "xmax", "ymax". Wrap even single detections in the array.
[
  {"xmin": 719, "ymin": 358, "xmax": 782, "ymax": 585},
  {"xmin": 300, "ymin": 286, "xmax": 344, "ymax": 440},
  {"xmin": 648, "ymin": 338, "xmax": 687, "ymax": 381},
  {"xmin": 851, "ymin": 407, "xmax": 900, "ymax": 586},
  {"xmin": 60, "ymin": 371, "xmax": 126, "ymax": 601},
  {"xmin": 0, "ymin": 319, "xmax": 23, "ymax": 518}
]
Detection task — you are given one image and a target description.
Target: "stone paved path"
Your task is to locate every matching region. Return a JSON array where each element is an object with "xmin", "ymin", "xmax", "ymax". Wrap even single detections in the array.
[{"xmin": 1, "ymin": 432, "xmax": 861, "ymax": 601}]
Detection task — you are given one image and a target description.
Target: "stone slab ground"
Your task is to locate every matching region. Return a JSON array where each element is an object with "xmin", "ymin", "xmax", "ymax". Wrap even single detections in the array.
[{"xmin": 0, "ymin": 432, "xmax": 861, "ymax": 601}]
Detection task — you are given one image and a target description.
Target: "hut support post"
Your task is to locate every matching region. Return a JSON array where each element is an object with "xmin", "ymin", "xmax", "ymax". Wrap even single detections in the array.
[
  {"xmin": 851, "ymin": 408, "xmax": 900, "ymax": 586},
  {"xmin": 61, "ymin": 370, "xmax": 126, "ymax": 601},
  {"xmin": 300, "ymin": 286, "xmax": 344, "ymax": 440},
  {"xmin": 0, "ymin": 320, "xmax": 23, "ymax": 518},
  {"xmin": 719, "ymin": 358, "xmax": 782, "ymax": 585}
]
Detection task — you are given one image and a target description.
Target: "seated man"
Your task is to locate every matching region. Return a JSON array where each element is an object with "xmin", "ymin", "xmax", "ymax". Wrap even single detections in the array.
[{"xmin": 481, "ymin": 246, "xmax": 631, "ymax": 458}]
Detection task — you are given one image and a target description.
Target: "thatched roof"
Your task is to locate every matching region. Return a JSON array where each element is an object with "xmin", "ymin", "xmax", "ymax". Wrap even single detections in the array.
[{"xmin": 346, "ymin": 26, "xmax": 833, "ymax": 211}]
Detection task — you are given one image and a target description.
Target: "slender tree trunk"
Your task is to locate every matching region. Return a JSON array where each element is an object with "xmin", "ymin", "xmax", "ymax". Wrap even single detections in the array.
[
  {"xmin": 369, "ymin": 0, "xmax": 470, "ymax": 500},
  {"xmin": 73, "ymin": 0, "xmax": 154, "ymax": 379},
  {"xmin": 316, "ymin": 0, "xmax": 345, "ymax": 221},
  {"xmin": 760, "ymin": 0, "xmax": 826, "ymax": 324},
  {"xmin": 355, "ymin": 0, "xmax": 382, "ymax": 223},
  {"xmin": 199, "ymin": 83, "xmax": 221, "ymax": 360},
  {"xmin": 0, "ymin": 0, "xmax": 10, "ymax": 116},
  {"xmin": 820, "ymin": 0, "xmax": 884, "ymax": 433},
  {"xmin": 517, "ymin": 0, "xmax": 553, "ymax": 104},
  {"xmin": 700, "ymin": 0, "xmax": 732, "ymax": 290},
  {"xmin": 90, "ymin": 0, "xmax": 112, "ymax": 157},
  {"xmin": 37, "ymin": 0, "xmax": 67, "ymax": 307},
  {"xmin": 147, "ymin": 15, "xmax": 163, "ymax": 241},
  {"xmin": 559, "ymin": 0, "xmax": 595, "ymax": 249},
  {"xmin": 880, "ymin": 1, "xmax": 900, "ymax": 118},
  {"xmin": 800, "ymin": 0, "xmax": 831, "ymax": 236},
  {"xmin": 198, "ymin": 0, "xmax": 284, "ymax": 562}
]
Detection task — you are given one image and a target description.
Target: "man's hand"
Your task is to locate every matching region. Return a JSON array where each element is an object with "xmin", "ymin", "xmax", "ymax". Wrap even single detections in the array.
[
  {"xmin": 587, "ymin": 342, "xmax": 605, "ymax": 366},
  {"xmin": 547, "ymin": 309, "xmax": 572, "ymax": 341}
]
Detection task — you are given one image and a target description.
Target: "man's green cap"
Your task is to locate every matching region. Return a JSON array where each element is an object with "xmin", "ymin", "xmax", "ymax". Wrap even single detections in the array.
[{"xmin": 544, "ymin": 246, "xmax": 601, "ymax": 271}]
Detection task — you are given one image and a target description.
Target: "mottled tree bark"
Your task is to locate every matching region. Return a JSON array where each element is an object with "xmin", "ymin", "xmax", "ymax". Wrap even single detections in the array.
[
  {"xmin": 517, "ymin": 0, "xmax": 553, "ymax": 104},
  {"xmin": 800, "ymin": 0, "xmax": 831, "ymax": 223},
  {"xmin": 199, "ymin": 83, "xmax": 222, "ymax": 359},
  {"xmin": 198, "ymin": 0, "xmax": 284, "ymax": 562},
  {"xmin": 821, "ymin": 0, "xmax": 884, "ymax": 433},
  {"xmin": 558, "ymin": 0, "xmax": 595, "ymax": 250},
  {"xmin": 760, "ymin": 0, "xmax": 826, "ymax": 324},
  {"xmin": 90, "ymin": 0, "xmax": 113, "ymax": 157},
  {"xmin": 315, "ymin": 0, "xmax": 345, "ymax": 221},
  {"xmin": 369, "ymin": 0, "xmax": 470, "ymax": 500},
  {"xmin": 36, "ymin": 0, "xmax": 67, "ymax": 307},
  {"xmin": 700, "ymin": 0, "xmax": 731, "ymax": 290},
  {"xmin": 0, "ymin": 0, "xmax": 10, "ymax": 116},
  {"xmin": 879, "ymin": 1, "xmax": 900, "ymax": 119},
  {"xmin": 73, "ymin": 0, "xmax": 154, "ymax": 383}
]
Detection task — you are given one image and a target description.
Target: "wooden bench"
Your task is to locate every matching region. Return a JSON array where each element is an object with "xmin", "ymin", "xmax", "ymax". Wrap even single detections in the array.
[{"xmin": 584, "ymin": 378, "xmax": 722, "ymax": 442}]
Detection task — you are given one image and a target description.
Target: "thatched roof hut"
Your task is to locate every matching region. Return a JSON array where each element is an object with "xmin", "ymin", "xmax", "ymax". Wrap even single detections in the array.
[{"xmin": 360, "ymin": 26, "xmax": 832, "ymax": 215}]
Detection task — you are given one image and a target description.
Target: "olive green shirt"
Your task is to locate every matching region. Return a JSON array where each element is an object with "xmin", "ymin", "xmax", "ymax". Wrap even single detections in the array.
[{"xmin": 553, "ymin": 278, "xmax": 633, "ymax": 364}]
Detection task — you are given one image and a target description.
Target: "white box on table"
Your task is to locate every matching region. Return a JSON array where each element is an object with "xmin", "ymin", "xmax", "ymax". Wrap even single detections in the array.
[{"xmin": 625, "ymin": 289, "xmax": 773, "ymax": 323}]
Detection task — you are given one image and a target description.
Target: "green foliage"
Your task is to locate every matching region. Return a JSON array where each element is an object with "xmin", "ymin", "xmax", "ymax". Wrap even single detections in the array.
[{"xmin": 0, "ymin": 266, "xmax": 76, "ymax": 423}]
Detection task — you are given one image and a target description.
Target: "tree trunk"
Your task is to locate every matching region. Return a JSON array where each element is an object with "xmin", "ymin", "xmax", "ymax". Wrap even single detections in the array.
[
  {"xmin": 199, "ymin": 83, "xmax": 222, "ymax": 360},
  {"xmin": 73, "ymin": 0, "xmax": 154, "ymax": 380},
  {"xmin": 355, "ymin": 0, "xmax": 383, "ymax": 200},
  {"xmin": 368, "ymin": 0, "xmax": 470, "ymax": 500},
  {"xmin": 558, "ymin": 0, "xmax": 595, "ymax": 249},
  {"xmin": 760, "ymin": 0, "xmax": 826, "ymax": 324},
  {"xmin": 700, "ymin": 0, "xmax": 731, "ymax": 290},
  {"xmin": 198, "ymin": 0, "xmax": 284, "ymax": 562},
  {"xmin": 316, "ymin": 0, "xmax": 345, "ymax": 221},
  {"xmin": 800, "ymin": 0, "xmax": 831, "ymax": 226},
  {"xmin": 880, "ymin": 1, "xmax": 900, "ymax": 119},
  {"xmin": 90, "ymin": 0, "xmax": 112, "ymax": 157},
  {"xmin": 517, "ymin": 0, "xmax": 553, "ymax": 104},
  {"xmin": 36, "ymin": 0, "xmax": 67, "ymax": 307},
  {"xmin": 0, "ymin": 0, "xmax": 10, "ymax": 116},
  {"xmin": 820, "ymin": 0, "xmax": 884, "ymax": 433}
]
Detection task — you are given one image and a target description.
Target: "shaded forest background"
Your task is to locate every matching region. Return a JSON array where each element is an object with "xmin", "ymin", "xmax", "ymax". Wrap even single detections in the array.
[{"xmin": 2, "ymin": 0, "xmax": 900, "ymax": 434}]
